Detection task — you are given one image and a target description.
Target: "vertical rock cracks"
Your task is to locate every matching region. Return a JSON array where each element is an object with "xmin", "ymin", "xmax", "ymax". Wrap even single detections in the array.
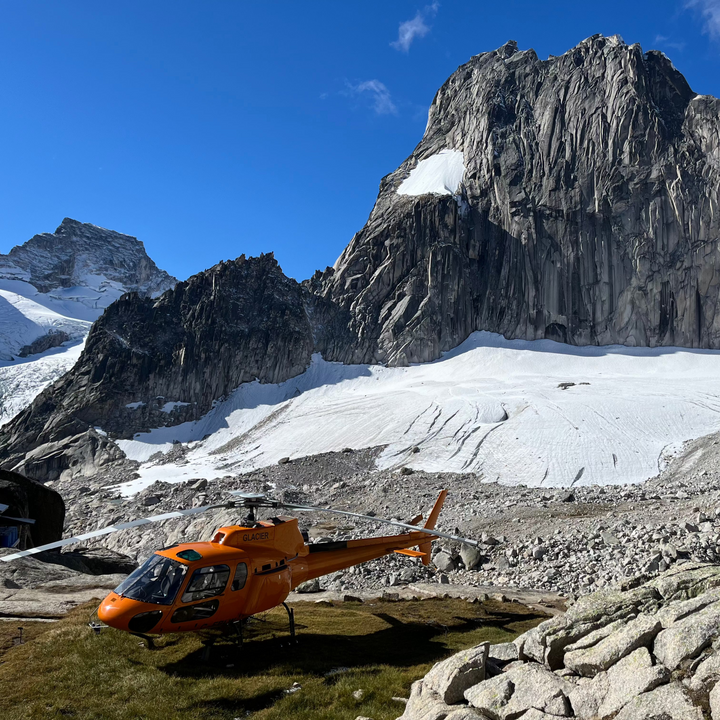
[{"xmin": 5, "ymin": 35, "xmax": 720, "ymax": 477}]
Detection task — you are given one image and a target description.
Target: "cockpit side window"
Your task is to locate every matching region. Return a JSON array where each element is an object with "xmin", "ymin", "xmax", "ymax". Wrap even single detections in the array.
[
  {"xmin": 231, "ymin": 562, "xmax": 248, "ymax": 591},
  {"xmin": 181, "ymin": 564, "xmax": 230, "ymax": 603}
]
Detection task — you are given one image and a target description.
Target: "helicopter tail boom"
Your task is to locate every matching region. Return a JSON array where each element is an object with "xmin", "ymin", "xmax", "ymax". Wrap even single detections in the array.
[
  {"xmin": 292, "ymin": 490, "xmax": 450, "ymax": 584},
  {"xmin": 293, "ymin": 528, "xmax": 439, "ymax": 586}
]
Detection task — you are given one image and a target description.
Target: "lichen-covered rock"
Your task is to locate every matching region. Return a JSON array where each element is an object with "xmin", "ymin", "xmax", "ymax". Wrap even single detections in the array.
[
  {"xmin": 688, "ymin": 653, "xmax": 720, "ymax": 693},
  {"xmin": 649, "ymin": 562, "xmax": 720, "ymax": 601},
  {"xmin": 563, "ymin": 614, "xmax": 662, "ymax": 677},
  {"xmin": 710, "ymin": 682, "xmax": 720, "ymax": 720},
  {"xmin": 487, "ymin": 642, "xmax": 518, "ymax": 664},
  {"xmin": 424, "ymin": 642, "xmax": 489, "ymax": 704},
  {"xmin": 402, "ymin": 567, "xmax": 720, "ymax": 719},
  {"xmin": 397, "ymin": 680, "xmax": 473, "ymax": 720},
  {"xmin": 568, "ymin": 648, "xmax": 669, "ymax": 719},
  {"xmin": 465, "ymin": 663, "xmax": 573, "ymax": 718},
  {"xmin": 612, "ymin": 682, "xmax": 702, "ymax": 720},
  {"xmin": 518, "ymin": 584, "xmax": 659, "ymax": 668},
  {"xmin": 653, "ymin": 602, "xmax": 720, "ymax": 670}
]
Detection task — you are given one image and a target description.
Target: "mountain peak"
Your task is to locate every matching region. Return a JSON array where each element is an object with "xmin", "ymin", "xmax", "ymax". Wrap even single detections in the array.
[{"xmin": 0, "ymin": 219, "xmax": 176, "ymax": 298}]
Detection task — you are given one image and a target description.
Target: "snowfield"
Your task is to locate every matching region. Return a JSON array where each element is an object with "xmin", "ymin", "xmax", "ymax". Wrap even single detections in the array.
[
  {"xmin": 0, "ymin": 274, "xmax": 142, "ymax": 425},
  {"xmin": 397, "ymin": 149, "xmax": 465, "ymax": 196},
  {"xmin": 0, "ymin": 280, "xmax": 92, "ymax": 360},
  {"xmin": 114, "ymin": 332, "xmax": 720, "ymax": 495},
  {"xmin": 0, "ymin": 341, "xmax": 84, "ymax": 425}
]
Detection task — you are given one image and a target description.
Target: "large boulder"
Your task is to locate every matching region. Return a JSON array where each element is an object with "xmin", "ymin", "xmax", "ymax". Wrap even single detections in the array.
[
  {"xmin": 563, "ymin": 614, "xmax": 662, "ymax": 677},
  {"xmin": 465, "ymin": 663, "xmax": 573, "ymax": 718},
  {"xmin": 653, "ymin": 602, "xmax": 720, "ymax": 670},
  {"xmin": 568, "ymin": 648, "xmax": 669, "ymax": 719},
  {"xmin": 612, "ymin": 682, "xmax": 702, "ymax": 720},
  {"xmin": 424, "ymin": 643, "xmax": 489, "ymax": 704}
]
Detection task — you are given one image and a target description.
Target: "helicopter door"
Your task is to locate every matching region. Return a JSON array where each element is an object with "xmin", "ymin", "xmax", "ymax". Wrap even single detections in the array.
[{"xmin": 167, "ymin": 564, "xmax": 231, "ymax": 628}]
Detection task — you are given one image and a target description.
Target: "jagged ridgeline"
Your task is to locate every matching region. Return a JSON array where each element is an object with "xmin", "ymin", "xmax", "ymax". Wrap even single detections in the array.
[{"xmin": 4, "ymin": 34, "xmax": 720, "ymax": 479}]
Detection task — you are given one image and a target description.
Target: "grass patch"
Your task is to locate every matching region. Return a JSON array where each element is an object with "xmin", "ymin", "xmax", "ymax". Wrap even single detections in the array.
[{"xmin": 0, "ymin": 597, "xmax": 546, "ymax": 720}]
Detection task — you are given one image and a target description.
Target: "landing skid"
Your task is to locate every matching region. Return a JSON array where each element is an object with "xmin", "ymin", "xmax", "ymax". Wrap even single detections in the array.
[
  {"xmin": 131, "ymin": 632, "xmax": 156, "ymax": 649},
  {"xmin": 282, "ymin": 602, "xmax": 297, "ymax": 644}
]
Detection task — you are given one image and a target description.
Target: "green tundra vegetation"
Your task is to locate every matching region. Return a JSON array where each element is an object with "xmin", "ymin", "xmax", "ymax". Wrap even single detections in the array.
[{"xmin": 0, "ymin": 596, "xmax": 546, "ymax": 720}]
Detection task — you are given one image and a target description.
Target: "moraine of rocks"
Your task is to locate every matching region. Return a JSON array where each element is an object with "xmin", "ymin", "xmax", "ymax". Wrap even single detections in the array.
[
  {"xmin": 399, "ymin": 563, "xmax": 720, "ymax": 720},
  {"xmin": 44, "ymin": 436, "xmax": 720, "ymax": 601}
]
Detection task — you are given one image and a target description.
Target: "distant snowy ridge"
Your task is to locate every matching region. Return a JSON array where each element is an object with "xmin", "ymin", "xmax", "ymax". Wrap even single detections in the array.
[
  {"xmin": 113, "ymin": 331, "xmax": 720, "ymax": 495},
  {"xmin": 0, "ymin": 218, "xmax": 177, "ymax": 425}
]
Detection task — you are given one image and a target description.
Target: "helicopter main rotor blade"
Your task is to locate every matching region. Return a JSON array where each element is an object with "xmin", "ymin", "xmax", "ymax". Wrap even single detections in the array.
[
  {"xmin": 0, "ymin": 502, "xmax": 231, "ymax": 563},
  {"xmin": 281, "ymin": 502, "xmax": 479, "ymax": 548},
  {"xmin": 0, "ymin": 515, "xmax": 36, "ymax": 525}
]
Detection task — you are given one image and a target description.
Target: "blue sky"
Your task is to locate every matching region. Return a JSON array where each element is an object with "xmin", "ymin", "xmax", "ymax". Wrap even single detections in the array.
[{"xmin": 2, "ymin": 1, "xmax": 720, "ymax": 282}]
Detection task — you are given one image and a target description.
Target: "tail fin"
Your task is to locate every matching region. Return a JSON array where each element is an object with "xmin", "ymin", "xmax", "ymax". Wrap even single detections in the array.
[{"xmin": 418, "ymin": 490, "xmax": 447, "ymax": 565}]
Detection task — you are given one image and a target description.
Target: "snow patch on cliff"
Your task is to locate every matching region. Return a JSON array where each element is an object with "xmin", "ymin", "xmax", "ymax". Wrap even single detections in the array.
[{"xmin": 398, "ymin": 149, "xmax": 465, "ymax": 196}]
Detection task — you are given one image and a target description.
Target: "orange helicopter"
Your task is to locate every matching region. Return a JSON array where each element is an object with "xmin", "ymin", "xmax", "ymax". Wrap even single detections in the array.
[{"xmin": 1, "ymin": 489, "xmax": 477, "ymax": 643}]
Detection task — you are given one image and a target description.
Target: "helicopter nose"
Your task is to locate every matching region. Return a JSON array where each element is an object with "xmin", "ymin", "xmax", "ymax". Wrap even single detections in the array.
[
  {"xmin": 98, "ymin": 593, "xmax": 165, "ymax": 633},
  {"xmin": 98, "ymin": 593, "xmax": 125, "ymax": 626}
]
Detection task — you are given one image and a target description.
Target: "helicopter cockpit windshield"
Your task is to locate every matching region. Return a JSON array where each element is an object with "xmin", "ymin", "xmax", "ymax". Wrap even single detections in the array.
[{"xmin": 114, "ymin": 554, "xmax": 188, "ymax": 605}]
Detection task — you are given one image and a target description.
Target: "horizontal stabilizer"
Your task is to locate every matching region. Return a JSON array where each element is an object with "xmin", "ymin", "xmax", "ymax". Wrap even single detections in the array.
[{"xmin": 394, "ymin": 548, "xmax": 426, "ymax": 558}]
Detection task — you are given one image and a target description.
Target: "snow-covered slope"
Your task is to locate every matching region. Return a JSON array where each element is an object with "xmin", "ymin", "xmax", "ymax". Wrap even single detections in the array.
[
  {"xmin": 113, "ymin": 331, "xmax": 720, "ymax": 494},
  {"xmin": 0, "ymin": 280, "xmax": 91, "ymax": 360},
  {"xmin": 0, "ymin": 218, "xmax": 176, "ymax": 425},
  {"xmin": 0, "ymin": 341, "xmax": 85, "ymax": 424}
]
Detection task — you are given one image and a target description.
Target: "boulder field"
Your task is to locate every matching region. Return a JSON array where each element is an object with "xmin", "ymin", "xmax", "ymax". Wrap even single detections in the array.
[{"xmin": 399, "ymin": 563, "xmax": 720, "ymax": 720}]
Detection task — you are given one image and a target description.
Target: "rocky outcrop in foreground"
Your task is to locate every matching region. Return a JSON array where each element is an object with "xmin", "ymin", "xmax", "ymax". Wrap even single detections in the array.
[{"xmin": 400, "ymin": 563, "xmax": 720, "ymax": 719}]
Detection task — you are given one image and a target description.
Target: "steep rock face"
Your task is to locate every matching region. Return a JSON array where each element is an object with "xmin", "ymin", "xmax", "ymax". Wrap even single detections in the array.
[
  {"xmin": 321, "ymin": 35, "xmax": 720, "ymax": 364},
  {"xmin": 0, "ymin": 254, "xmax": 316, "ymax": 479}
]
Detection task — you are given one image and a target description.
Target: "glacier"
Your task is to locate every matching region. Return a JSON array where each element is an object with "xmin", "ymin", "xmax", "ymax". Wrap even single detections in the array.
[{"xmin": 113, "ymin": 331, "xmax": 720, "ymax": 495}]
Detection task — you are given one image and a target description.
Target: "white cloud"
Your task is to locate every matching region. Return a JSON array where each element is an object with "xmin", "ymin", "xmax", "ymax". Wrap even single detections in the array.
[
  {"xmin": 686, "ymin": 0, "xmax": 720, "ymax": 39},
  {"xmin": 391, "ymin": 2, "xmax": 440, "ymax": 53},
  {"xmin": 654, "ymin": 33, "xmax": 687, "ymax": 51},
  {"xmin": 345, "ymin": 79, "xmax": 398, "ymax": 115}
]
